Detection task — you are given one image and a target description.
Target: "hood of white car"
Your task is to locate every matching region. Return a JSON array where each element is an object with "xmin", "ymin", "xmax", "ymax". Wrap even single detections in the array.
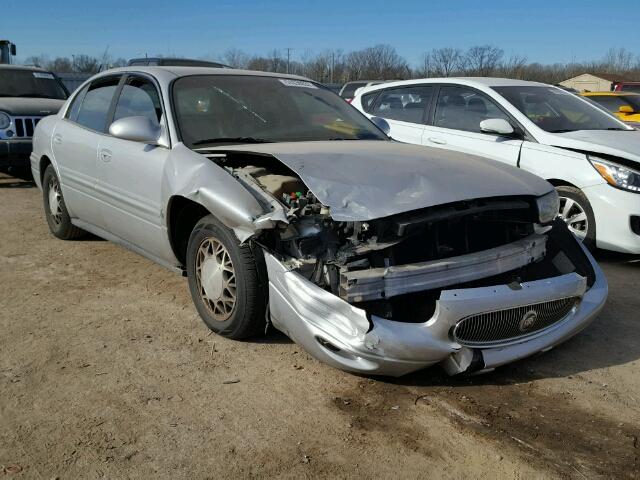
[
  {"xmin": 546, "ymin": 129, "xmax": 640, "ymax": 164},
  {"xmin": 204, "ymin": 140, "xmax": 553, "ymax": 221}
]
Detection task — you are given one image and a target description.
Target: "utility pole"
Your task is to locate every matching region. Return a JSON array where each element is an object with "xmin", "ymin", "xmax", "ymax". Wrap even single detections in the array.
[
  {"xmin": 330, "ymin": 51, "xmax": 335, "ymax": 84},
  {"xmin": 285, "ymin": 48, "xmax": 293, "ymax": 74}
]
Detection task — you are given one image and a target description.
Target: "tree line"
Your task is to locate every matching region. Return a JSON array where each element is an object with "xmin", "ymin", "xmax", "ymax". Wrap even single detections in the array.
[{"xmin": 24, "ymin": 45, "xmax": 640, "ymax": 85}]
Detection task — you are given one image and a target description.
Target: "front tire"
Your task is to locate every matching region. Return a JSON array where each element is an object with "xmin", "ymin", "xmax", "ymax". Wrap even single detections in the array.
[
  {"xmin": 42, "ymin": 165, "xmax": 85, "ymax": 240},
  {"xmin": 186, "ymin": 214, "xmax": 267, "ymax": 339},
  {"xmin": 556, "ymin": 186, "xmax": 596, "ymax": 250}
]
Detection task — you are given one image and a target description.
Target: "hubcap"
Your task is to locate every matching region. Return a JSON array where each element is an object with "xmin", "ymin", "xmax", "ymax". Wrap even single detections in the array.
[
  {"xmin": 558, "ymin": 196, "xmax": 588, "ymax": 240},
  {"xmin": 48, "ymin": 178, "xmax": 63, "ymax": 226},
  {"xmin": 195, "ymin": 237, "xmax": 236, "ymax": 321}
]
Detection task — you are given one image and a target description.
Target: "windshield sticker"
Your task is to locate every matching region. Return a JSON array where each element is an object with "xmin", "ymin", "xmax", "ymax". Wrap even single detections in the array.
[
  {"xmin": 279, "ymin": 79, "xmax": 317, "ymax": 89},
  {"xmin": 33, "ymin": 72, "xmax": 55, "ymax": 79}
]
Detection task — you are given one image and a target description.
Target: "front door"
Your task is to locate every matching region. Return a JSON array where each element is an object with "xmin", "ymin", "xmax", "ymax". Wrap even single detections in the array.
[
  {"xmin": 422, "ymin": 85, "xmax": 523, "ymax": 167},
  {"xmin": 95, "ymin": 74, "xmax": 175, "ymax": 262}
]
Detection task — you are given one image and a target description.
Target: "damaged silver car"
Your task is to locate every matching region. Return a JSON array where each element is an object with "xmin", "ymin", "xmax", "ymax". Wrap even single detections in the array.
[{"xmin": 31, "ymin": 67, "xmax": 608, "ymax": 376}]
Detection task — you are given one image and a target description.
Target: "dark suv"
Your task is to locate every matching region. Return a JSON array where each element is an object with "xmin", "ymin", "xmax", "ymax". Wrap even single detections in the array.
[{"xmin": 0, "ymin": 65, "xmax": 69, "ymax": 168}]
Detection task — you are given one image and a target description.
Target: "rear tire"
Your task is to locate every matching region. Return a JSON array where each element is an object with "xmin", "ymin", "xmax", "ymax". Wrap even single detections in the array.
[
  {"xmin": 186, "ymin": 214, "xmax": 267, "ymax": 339},
  {"xmin": 42, "ymin": 165, "xmax": 85, "ymax": 240},
  {"xmin": 556, "ymin": 186, "xmax": 596, "ymax": 250}
]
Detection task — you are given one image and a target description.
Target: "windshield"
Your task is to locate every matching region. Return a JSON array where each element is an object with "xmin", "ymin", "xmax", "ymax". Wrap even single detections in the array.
[
  {"xmin": 493, "ymin": 86, "xmax": 628, "ymax": 133},
  {"xmin": 173, "ymin": 75, "xmax": 387, "ymax": 147},
  {"xmin": 0, "ymin": 69, "xmax": 68, "ymax": 99}
]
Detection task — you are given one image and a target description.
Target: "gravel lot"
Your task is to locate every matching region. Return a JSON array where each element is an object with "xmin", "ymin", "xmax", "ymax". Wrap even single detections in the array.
[{"xmin": 1, "ymin": 170, "xmax": 639, "ymax": 479}]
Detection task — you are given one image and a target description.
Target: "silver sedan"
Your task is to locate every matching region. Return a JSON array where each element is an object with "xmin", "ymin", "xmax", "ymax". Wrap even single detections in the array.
[{"xmin": 30, "ymin": 67, "xmax": 607, "ymax": 376}]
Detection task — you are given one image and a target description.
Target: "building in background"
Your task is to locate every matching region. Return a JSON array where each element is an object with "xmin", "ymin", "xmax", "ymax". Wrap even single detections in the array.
[{"xmin": 560, "ymin": 73, "xmax": 633, "ymax": 92}]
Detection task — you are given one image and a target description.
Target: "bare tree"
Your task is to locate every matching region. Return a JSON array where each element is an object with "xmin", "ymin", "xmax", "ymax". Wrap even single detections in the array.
[
  {"xmin": 601, "ymin": 48, "xmax": 635, "ymax": 73},
  {"xmin": 223, "ymin": 48, "xmax": 250, "ymax": 69},
  {"xmin": 73, "ymin": 54, "xmax": 100, "ymax": 73},
  {"xmin": 429, "ymin": 47, "xmax": 463, "ymax": 77},
  {"xmin": 501, "ymin": 54, "xmax": 528, "ymax": 79},
  {"xmin": 464, "ymin": 45, "xmax": 504, "ymax": 76}
]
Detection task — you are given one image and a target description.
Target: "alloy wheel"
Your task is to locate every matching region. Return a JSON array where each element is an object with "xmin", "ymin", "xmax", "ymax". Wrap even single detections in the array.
[
  {"xmin": 195, "ymin": 237, "xmax": 237, "ymax": 321},
  {"xmin": 558, "ymin": 196, "xmax": 588, "ymax": 240},
  {"xmin": 48, "ymin": 177, "xmax": 63, "ymax": 227}
]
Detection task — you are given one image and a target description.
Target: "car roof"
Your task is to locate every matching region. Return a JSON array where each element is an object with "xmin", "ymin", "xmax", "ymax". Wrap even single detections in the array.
[
  {"xmin": 0, "ymin": 64, "xmax": 52, "ymax": 73},
  {"xmin": 93, "ymin": 66, "xmax": 312, "ymax": 82},
  {"xmin": 354, "ymin": 77, "xmax": 552, "ymax": 96}
]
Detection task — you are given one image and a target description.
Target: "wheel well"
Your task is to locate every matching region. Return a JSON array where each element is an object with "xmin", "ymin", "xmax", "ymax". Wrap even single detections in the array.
[
  {"xmin": 546, "ymin": 178, "xmax": 577, "ymax": 188},
  {"xmin": 39, "ymin": 155, "xmax": 52, "ymax": 184},
  {"xmin": 167, "ymin": 196, "xmax": 209, "ymax": 267}
]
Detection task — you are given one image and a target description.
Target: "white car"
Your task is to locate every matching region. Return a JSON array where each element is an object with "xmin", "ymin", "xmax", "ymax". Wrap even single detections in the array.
[{"xmin": 352, "ymin": 78, "xmax": 640, "ymax": 254}]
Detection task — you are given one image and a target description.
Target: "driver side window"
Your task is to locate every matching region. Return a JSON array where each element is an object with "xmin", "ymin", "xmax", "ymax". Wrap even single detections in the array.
[
  {"xmin": 434, "ymin": 86, "xmax": 510, "ymax": 133},
  {"xmin": 113, "ymin": 76, "xmax": 162, "ymax": 126}
]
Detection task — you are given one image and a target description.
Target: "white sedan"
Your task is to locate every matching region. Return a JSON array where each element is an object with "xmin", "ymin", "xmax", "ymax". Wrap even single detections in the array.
[{"xmin": 353, "ymin": 78, "xmax": 640, "ymax": 254}]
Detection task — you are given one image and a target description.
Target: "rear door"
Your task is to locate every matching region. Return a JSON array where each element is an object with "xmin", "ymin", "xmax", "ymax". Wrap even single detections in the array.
[
  {"xmin": 422, "ymin": 85, "xmax": 523, "ymax": 167},
  {"xmin": 95, "ymin": 74, "xmax": 174, "ymax": 261},
  {"xmin": 52, "ymin": 75, "xmax": 122, "ymax": 227},
  {"xmin": 368, "ymin": 85, "xmax": 435, "ymax": 144}
]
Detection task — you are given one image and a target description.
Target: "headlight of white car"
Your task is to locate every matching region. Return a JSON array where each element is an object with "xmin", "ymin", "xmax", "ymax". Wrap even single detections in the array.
[
  {"xmin": 588, "ymin": 155, "xmax": 640, "ymax": 193},
  {"xmin": 0, "ymin": 111, "xmax": 11, "ymax": 130},
  {"xmin": 536, "ymin": 189, "xmax": 559, "ymax": 224}
]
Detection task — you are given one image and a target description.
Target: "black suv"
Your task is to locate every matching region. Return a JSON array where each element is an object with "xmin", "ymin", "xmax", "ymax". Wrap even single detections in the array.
[{"xmin": 0, "ymin": 65, "xmax": 69, "ymax": 168}]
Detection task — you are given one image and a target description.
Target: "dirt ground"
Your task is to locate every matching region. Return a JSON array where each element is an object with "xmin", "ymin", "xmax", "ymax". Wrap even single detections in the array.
[{"xmin": 1, "ymin": 169, "xmax": 639, "ymax": 479}]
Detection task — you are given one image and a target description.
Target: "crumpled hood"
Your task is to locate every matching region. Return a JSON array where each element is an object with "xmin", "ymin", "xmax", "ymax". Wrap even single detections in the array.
[
  {"xmin": 204, "ymin": 141, "xmax": 553, "ymax": 221},
  {"xmin": 0, "ymin": 98, "xmax": 65, "ymax": 116},
  {"xmin": 547, "ymin": 130, "xmax": 640, "ymax": 164}
]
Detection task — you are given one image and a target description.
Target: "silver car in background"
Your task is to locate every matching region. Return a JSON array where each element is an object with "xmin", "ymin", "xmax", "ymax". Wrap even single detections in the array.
[{"xmin": 30, "ymin": 67, "xmax": 607, "ymax": 376}]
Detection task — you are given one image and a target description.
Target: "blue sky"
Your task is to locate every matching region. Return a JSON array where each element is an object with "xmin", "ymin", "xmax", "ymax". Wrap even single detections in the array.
[{"xmin": 2, "ymin": 0, "xmax": 628, "ymax": 66}]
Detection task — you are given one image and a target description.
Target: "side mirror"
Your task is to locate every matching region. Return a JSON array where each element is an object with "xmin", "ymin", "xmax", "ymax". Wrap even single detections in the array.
[
  {"xmin": 109, "ymin": 116, "xmax": 161, "ymax": 144},
  {"xmin": 480, "ymin": 118, "xmax": 515, "ymax": 136},
  {"xmin": 619, "ymin": 105, "xmax": 635, "ymax": 114},
  {"xmin": 370, "ymin": 116, "xmax": 391, "ymax": 135}
]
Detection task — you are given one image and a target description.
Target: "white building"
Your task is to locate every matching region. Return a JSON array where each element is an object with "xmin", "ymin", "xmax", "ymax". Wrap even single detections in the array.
[{"xmin": 560, "ymin": 73, "xmax": 630, "ymax": 92}]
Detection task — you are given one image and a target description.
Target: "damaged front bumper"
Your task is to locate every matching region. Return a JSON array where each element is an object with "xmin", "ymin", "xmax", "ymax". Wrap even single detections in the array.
[{"xmin": 264, "ymin": 244, "xmax": 607, "ymax": 377}]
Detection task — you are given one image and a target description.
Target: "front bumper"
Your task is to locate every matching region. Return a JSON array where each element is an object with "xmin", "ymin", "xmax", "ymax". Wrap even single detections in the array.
[
  {"xmin": 0, "ymin": 140, "xmax": 32, "ymax": 167},
  {"xmin": 583, "ymin": 182, "xmax": 640, "ymax": 254},
  {"xmin": 264, "ymin": 244, "xmax": 607, "ymax": 377}
]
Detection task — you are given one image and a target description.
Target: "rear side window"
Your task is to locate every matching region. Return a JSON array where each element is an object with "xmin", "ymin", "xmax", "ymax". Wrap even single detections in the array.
[
  {"xmin": 371, "ymin": 86, "xmax": 434, "ymax": 124},
  {"xmin": 113, "ymin": 76, "xmax": 162, "ymax": 125},
  {"xmin": 66, "ymin": 84, "xmax": 89, "ymax": 122},
  {"xmin": 361, "ymin": 92, "xmax": 379, "ymax": 113},
  {"xmin": 434, "ymin": 86, "xmax": 509, "ymax": 133},
  {"xmin": 75, "ymin": 76, "xmax": 121, "ymax": 132}
]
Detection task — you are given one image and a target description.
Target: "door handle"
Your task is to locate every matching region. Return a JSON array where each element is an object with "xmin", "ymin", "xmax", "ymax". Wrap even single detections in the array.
[
  {"xmin": 428, "ymin": 137, "xmax": 447, "ymax": 145},
  {"xmin": 99, "ymin": 149, "xmax": 112, "ymax": 162},
  {"xmin": 53, "ymin": 134, "xmax": 62, "ymax": 145}
]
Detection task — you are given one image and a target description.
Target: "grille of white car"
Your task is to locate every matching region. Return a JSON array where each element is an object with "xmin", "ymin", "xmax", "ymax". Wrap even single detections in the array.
[
  {"xmin": 12, "ymin": 117, "xmax": 41, "ymax": 138},
  {"xmin": 452, "ymin": 297, "xmax": 579, "ymax": 347}
]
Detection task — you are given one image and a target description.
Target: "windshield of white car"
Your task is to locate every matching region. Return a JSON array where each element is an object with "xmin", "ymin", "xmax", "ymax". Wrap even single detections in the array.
[
  {"xmin": 172, "ymin": 75, "xmax": 388, "ymax": 147},
  {"xmin": 0, "ymin": 69, "xmax": 68, "ymax": 100},
  {"xmin": 493, "ymin": 86, "xmax": 630, "ymax": 133}
]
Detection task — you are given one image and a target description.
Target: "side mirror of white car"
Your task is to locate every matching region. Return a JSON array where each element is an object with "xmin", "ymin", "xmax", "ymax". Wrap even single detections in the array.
[
  {"xmin": 109, "ymin": 116, "xmax": 162, "ymax": 145},
  {"xmin": 370, "ymin": 116, "xmax": 391, "ymax": 136},
  {"xmin": 480, "ymin": 118, "xmax": 515, "ymax": 136}
]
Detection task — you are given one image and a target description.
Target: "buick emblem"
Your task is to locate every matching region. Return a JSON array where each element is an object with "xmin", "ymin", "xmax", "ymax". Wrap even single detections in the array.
[{"xmin": 519, "ymin": 310, "xmax": 538, "ymax": 332}]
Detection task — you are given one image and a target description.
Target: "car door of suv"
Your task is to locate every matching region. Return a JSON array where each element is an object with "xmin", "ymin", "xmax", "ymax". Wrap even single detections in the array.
[
  {"xmin": 368, "ymin": 85, "xmax": 434, "ymax": 144},
  {"xmin": 52, "ymin": 75, "xmax": 122, "ymax": 228},
  {"xmin": 95, "ymin": 74, "xmax": 175, "ymax": 263},
  {"xmin": 422, "ymin": 85, "xmax": 523, "ymax": 167}
]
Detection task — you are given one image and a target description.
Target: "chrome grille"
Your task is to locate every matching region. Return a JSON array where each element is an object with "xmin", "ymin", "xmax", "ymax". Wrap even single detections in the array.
[
  {"xmin": 453, "ymin": 297, "xmax": 579, "ymax": 347},
  {"xmin": 12, "ymin": 117, "xmax": 41, "ymax": 138}
]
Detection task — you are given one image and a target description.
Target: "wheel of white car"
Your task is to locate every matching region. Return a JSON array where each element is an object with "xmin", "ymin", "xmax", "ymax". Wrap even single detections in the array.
[
  {"xmin": 42, "ymin": 164, "xmax": 85, "ymax": 240},
  {"xmin": 556, "ymin": 186, "xmax": 596, "ymax": 250},
  {"xmin": 186, "ymin": 214, "xmax": 267, "ymax": 339}
]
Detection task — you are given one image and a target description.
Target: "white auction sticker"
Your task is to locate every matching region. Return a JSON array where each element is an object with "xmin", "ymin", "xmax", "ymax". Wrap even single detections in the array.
[
  {"xmin": 279, "ymin": 79, "xmax": 317, "ymax": 89},
  {"xmin": 33, "ymin": 72, "xmax": 55, "ymax": 79}
]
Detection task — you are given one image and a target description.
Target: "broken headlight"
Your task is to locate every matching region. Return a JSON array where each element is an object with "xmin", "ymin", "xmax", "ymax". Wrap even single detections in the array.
[
  {"xmin": 536, "ymin": 189, "xmax": 559, "ymax": 224},
  {"xmin": 0, "ymin": 112, "xmax": 10, "ymax": 130},
  {"xmin": 589, "ymin": 155, "xmax": 640, "ymax": 193}
]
